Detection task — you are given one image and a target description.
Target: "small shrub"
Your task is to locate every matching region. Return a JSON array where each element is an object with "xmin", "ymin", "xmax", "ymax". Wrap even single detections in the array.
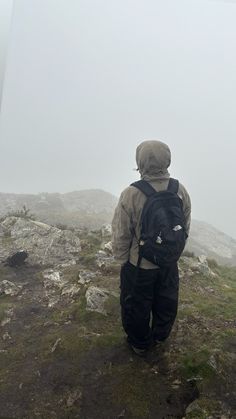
[{"xmin": 1, "ymin": 205, "xmax": 35, "ymax": 221}]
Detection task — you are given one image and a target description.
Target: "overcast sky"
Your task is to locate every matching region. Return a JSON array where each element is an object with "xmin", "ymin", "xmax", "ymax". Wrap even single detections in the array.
[
  {"xmin": 0, "ymin": 0, "xmax": 236, "ymax": 238},
  {"xmin": 0, "ymin": 0, "xmax": 13, "ymax": 102}
]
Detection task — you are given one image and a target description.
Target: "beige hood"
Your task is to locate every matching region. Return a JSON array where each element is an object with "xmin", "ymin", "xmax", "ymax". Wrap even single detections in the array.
[{"xmin": 136, "ymin": 140, "xmax": 171, "ymax": 181}]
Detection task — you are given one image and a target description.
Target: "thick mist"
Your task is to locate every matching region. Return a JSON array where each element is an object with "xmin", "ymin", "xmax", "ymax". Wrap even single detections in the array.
[
  {"xmin": 0, "ymin": 0, "xmax": 236, "ymax": 238},
  {"xmin": 0, "ymin": 0, "xmax": 13, "ymax": 103}
]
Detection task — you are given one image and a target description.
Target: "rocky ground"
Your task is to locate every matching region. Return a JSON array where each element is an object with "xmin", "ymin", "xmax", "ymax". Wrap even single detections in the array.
[{"xmin": 0, "ymin": 222, "xmax": 236, "ymax": 418}]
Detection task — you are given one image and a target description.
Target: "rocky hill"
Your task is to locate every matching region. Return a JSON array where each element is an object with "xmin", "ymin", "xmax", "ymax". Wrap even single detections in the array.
[
  {"xmin": 0, "ymin": 223, "xmax": 235, "ymax": 418},
  {"xmin": 1, "ymin": 189, "xmax": 236, "ymax": 266},
  {"xmin": 0, "ymin": 190, "xmax": 118, "ymax": 230},
  {"xmin": 186, "ymin": 220, "xmax": 236, "ymax": 267}
]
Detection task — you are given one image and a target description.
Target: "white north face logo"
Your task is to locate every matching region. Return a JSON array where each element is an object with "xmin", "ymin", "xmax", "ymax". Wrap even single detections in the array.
[
  {"xmin": 173, "ymin": 225, "xmax": 182, "ymax": 232},
  {"xmin": 156, "ymin": 235, "xmax": 163, "ymax": 244}
]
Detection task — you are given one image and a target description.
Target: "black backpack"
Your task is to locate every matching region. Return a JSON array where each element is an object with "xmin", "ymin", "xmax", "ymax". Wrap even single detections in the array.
[{"xmin": 131, "ymin": 178, "xmax": 187, "ymax": 268}]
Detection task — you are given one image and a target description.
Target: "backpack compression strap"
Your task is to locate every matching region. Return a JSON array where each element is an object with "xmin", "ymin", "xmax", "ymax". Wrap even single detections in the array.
[{"xmin": 131, "ymin": 178, "xmax": 179, "ymax": 196}]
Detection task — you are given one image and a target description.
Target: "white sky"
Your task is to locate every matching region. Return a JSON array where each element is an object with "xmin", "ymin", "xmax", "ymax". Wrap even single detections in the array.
[
  {"xmin": 0, "ymin": 0, "xmax": 236, "ymax": 238},
  {"xmin": 0, "ymin": 0, "xmax": 13, "ymax": 103}
]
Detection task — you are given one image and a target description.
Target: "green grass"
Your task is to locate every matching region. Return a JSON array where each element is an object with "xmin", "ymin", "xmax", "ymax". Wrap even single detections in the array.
[
  {"xmin": 181, "ymin": 348, "xmax": 216, "ymax": 380},
  {"xmin": 111, "ymin": 363, "xmax": 160, "ymax": 418}
]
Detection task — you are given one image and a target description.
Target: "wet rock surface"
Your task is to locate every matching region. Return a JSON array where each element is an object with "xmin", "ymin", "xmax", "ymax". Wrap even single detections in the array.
[
  {"xmin": 180, "ymin": 254, "xmax": 216, "ymax": 278},
  {"xmin": 0, "ymin": 279, "xmax": 22, "ymax": 296},
  {"xmin": 85, "ymin": 286, "xmax": 110, "ymax": 314},
  {"xmin": 0, "ymin": 216, "xmax": 81, "ymax": 266},
  {"xmin": 78, "ymin": 269, "xmax": 98, "ymax": 285}
]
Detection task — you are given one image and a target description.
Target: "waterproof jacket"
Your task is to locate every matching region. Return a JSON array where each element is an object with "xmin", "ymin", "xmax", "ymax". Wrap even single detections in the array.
[{"xmin": 112, "ymin": 140, "xmax": 191, "ymax": 269}]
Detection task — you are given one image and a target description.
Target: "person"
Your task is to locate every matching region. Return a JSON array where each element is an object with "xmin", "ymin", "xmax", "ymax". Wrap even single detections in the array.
[{"xmin": 111, "ymin": 140, "xmax": 191, "ymax": 356}]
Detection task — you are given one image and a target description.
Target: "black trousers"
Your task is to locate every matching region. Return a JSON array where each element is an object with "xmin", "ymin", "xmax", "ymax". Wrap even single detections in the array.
[{"xmin": 120, "ymin": 261, "xmax": 179, "ymax": 350}]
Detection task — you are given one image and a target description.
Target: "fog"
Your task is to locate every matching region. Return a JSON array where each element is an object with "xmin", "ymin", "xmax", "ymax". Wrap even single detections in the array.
[
  {"xmin": 0, "ymin": 0, "xmax": 236, "ymax": 238},
  {"xmin": 0, "ymin": 0, "xmax": 13, "ymax": 102}
]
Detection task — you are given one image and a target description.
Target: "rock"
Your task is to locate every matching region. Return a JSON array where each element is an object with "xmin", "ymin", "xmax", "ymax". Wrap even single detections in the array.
[
  {"xmin": 198, "ymin": 255, "xmax": 207, "ymax": 264},
  {"xmin": 43, "ymin": 270, "xmax": 66, "ymax": 307},
  {"xmin": 5, "ymin": 250, "xmax": 28, "ymax": 267},
  {"xmin": 1, "ymin": 308, "xmax": 14, "ymax": 327},
  {"xmin": 100, "ymin": 241, "xmax": 113, "ymax": 255},
  {"xmin": 78, "ymin": 270, "xmax": 98, "ymax": 285},
  {"xmin": 208, "ymin": 354, "xmax": 217, "ymax": 371},
  {"xmin": 43, "ymin": 270, "xmax": 62, "ymax": 286},
  {"xmin": 66, "ymin": 390, "xmax": 82, "ymax": 407},
  {"xmin": 59, "ymin": 260, "xmax": 77, "ymax": 268},
  {"xmin": 0, "ymin": 280, "xmax": 22, "ymax": 296},
  {"xmin": 0, "ymin": 217, "xmax": 81, "ymax": 266},
  {"xmin": 101, "ymin": 224, "xmax": 112, "ymax": 237},
  {"xmin": 97, "ymin": 250, "xmax": 107, "ymax": 256},
  {"xmin": 197, "ymin": 255, "xmax": 213, "ymax": 276},
  {"xmin": 2, "ymin": 332, "xmax": 12, "ymax": 341},
  {"xmin": 117, "ymin": 409, "xmax": 126, "ymax": 418},
  {"xmin": 0, "ymin": 225, "xmax": 6, "ymax": 237},
  {"xmin": 85, "ymin": 286, "xmax": 110, "ymax": 314},
  {"xmin": 96, "ymin": 250, "xmax": 115, "ymax": 270},
  {"xmin": 181, "ymin": 255, "xmax": 215, "ymax": 277},
  {"xmin": 104, "ymin": 241, "xmax": 113, "ymax": 255},
  {"xmin": 51, "ymin": 338, "xmax": 61, "ymax": 353},
  {"xmin": 43, "ymin": 270, "xmax": 80, "ymax": 306},
  {"xmin": 185, "ymin": 400, "xmax": 204, "ymax": 415},
  {"xmin": 61, "ymin": 284, "xmax": 80, "ymax": 298}
]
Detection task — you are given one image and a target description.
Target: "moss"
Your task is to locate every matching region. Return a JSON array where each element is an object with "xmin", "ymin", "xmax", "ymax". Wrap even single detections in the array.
[
  {"xmin": 181, "ymin": 348, "xmax": 216, "ymax": 380},
  {"xmin": 219, "ymin": 328, "xmax": 236, "ymax": 339},
  {"xmin": 196, "ymin": 299, "xmax": 235, "ymax": 320},
  {"xmin": 78, "ymin": 253, "xmax": 96, "ymax": 266},
  {"xmin": 110, "ymin": 363, "xmax": 164, "ymax": 418},
  {"xmin": 78, "ymin": 230, "xmax": 103, "ymax": 267},
  {"xmin": 179, "ymin": 269, "xmax": 236, "ymax": 322},
  {"xmin": 0, "ymin": 299, "xmax": 12, "ymax": 322},
  {"xmin": 185, "ymin": 398, "xmax": 221, "ymax": 419},
  {"xmin": 1, "ymin": 236, "xmax": 13, "ymax": 246}
]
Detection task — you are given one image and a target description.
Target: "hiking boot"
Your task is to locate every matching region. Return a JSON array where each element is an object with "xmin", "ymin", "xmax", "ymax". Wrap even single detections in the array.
[
  {"xmin": 153, "ymin": 339, "xmax": 165, "ymax": 350},
  {"xmin": 130, "ymin": 345, "xmax": 148, "ymax": 357},
  {"xmin": 154, "ymin": 339, "xmax": 162, "ymax": 346}
]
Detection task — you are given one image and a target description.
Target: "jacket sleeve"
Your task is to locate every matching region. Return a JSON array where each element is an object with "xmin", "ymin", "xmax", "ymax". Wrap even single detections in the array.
[
  {"xmin": 111, "ymin": 189, "xmax": 134, "ymax": 264},
  {"xmin": 178, "ymin": 183, "xmax": 191, "ymax": 237}
]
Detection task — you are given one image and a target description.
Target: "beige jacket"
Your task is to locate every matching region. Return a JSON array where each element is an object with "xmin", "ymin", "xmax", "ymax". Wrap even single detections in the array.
[{"xmin": 112, "ymin": 140, "xmax": 191, "ymax": 269}]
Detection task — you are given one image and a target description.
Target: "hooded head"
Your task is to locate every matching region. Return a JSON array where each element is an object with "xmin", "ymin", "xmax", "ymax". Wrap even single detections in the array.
[{"xmin": 136, "ymin": 140, "xmax": 171, "ymax": 180}]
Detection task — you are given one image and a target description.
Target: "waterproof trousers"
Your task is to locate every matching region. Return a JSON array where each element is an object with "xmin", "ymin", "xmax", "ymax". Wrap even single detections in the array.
[{"xmin": 120, "ymin": 261, "xmax": 179, "ymax": 350}]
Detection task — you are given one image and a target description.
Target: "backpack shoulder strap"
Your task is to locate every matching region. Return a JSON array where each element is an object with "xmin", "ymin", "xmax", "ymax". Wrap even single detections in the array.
[
  {"xmin": 131, "ymin": 180, "xmax": 157, "ymax": 197},
  {"xmin": 167, "ymin": 178, "xmax": 179, "ymax": 194}
]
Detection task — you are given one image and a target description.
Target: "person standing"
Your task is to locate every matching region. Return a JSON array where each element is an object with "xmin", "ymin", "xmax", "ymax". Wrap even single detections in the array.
[{"xmin": 112, "ymin": 140, "xmax": 191, "ymax": 356}]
